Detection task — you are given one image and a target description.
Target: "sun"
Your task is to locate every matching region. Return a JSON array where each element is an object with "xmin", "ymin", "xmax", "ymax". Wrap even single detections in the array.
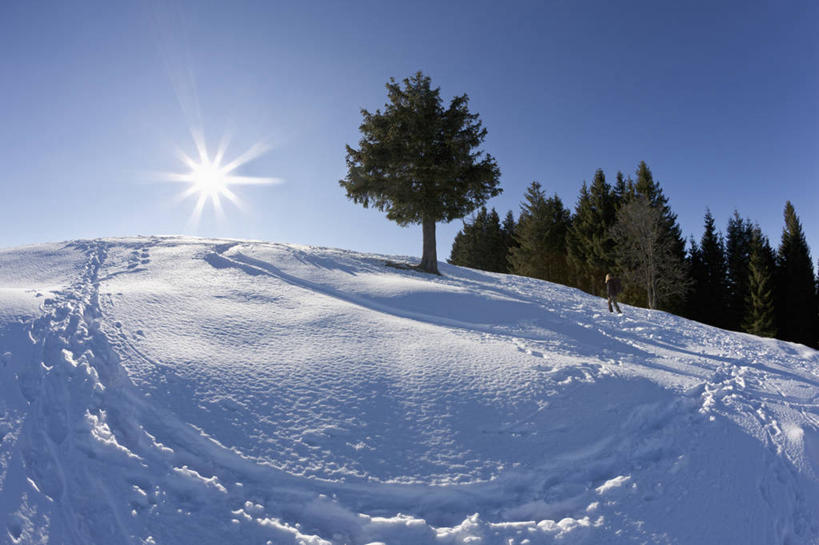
[
  {"xmin": 155, "ymin": 130, "xmax": 282, "ymax": 225},
  {"xmin": 190, "ymin": 160, "xmax": 226, "ymax": 196}
]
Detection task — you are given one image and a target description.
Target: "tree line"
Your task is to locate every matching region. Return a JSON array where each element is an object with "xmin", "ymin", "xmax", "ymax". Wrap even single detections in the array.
[
  {"xmin": 338, "ymin": 71, "xmax": 817, "ymax": 348},
  {"xmin": 449, "ymin": 163, "xmax": 819, "ymax": 348}
]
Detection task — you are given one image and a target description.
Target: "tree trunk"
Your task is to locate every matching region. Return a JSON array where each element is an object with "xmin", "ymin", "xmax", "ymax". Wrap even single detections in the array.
[{"xmin": 418, "ymin": 215, "xmax": 440, "ymax": 274}]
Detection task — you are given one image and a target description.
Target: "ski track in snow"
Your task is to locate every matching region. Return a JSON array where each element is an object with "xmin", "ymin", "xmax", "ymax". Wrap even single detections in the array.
[{"xmin": 0, "ymin": 237, "xmax": 818, "ymax": 544}]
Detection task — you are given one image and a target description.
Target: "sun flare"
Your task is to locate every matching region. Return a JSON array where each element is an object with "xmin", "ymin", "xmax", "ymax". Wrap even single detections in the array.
[
  {"xmin": 155, "ymin": 130, "xmax": 282, "ymax": 225},
  {"xmin": 191, "ymin": 160, "xmax": 226, "ymax": 196}
]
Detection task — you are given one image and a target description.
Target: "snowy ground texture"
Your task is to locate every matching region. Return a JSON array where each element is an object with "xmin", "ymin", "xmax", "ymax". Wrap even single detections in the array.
[{"xmin": 1, "ymin": 237, "xmax": 818, "ymax": 545}]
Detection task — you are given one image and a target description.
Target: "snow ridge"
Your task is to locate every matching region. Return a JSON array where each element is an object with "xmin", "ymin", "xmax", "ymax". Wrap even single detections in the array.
[{"xmin": 1, "ymin": 237, "xmax": 818, "ymax": 544}]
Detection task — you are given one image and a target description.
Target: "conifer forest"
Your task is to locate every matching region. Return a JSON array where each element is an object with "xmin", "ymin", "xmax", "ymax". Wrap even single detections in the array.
[{"xmin": 449, "ymin": 162, "xmax": 819, "ymax": 349}]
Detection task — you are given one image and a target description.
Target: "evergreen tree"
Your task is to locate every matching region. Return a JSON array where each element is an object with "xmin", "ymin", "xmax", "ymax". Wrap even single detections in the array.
[
  {"xmin": 567, "ymin": 169, "xmax": 617, "ymax": 295},
  {"xmin": 449, "ymin": 229, "xmax": 472, "ymax": 267},
  {"xmin": 448, "ymin": 207, "xmax": 510, "ymax": 273},
  {"xmin": 613, "ymin": 171, "xmax": 630, "ymax": 207},
  {"xmin": 816, "ymin": 261, "xmax": 819, "ymax": 346},
  {"xmin": 567, "ymin": 181, "xmax": 592, "ymax": 289},
  {"xmin": 340, "ymin": 71, "xmax": 501, "ymax": 274},
  {"xmin": 484, "ymin": 208, "xmax": 507, "ymax": 273},
  {"xmin": 725, "ymin": 211, "xmax": 754, "ymax": 331},
  {"xmin": 633, "ymin": 161, "xmax": 686, "ymax": 260},
  {"xmin": 743, "ymin": 228, "xmax": 776, "ymax": 337},
  {"xmin": 610, "ymin": 195, "xmax": 689, "ymax": 309},
  {"xmin": 449, "ymin": 207, "xmax": 486, "ymax": 270},
  {"xmin": 632, "ymin": 161, "xmax": 688, "ymax": 311},
  {"xmin": 501, "ymin": 210, "xmax": 517, "ymax": 262},
  {"xmin": 685, "ymin": 238, "xmax": 707, "ymax": 322},
  {"xmin": 697, "ymin": 209, "xmax": 729, "ymax": 327},
  {"xmin": 775, "ymin": 202, "xmax": 818, "ymax": 347},
  {"xmin": 508, "ymin": 182, "xmax": 571, "ymax": 284}
]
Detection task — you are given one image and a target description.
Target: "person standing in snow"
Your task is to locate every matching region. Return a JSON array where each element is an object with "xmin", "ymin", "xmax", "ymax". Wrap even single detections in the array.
[{"xmin": 605, "ymin": 274, "xmax": 622, "ymax": 314}]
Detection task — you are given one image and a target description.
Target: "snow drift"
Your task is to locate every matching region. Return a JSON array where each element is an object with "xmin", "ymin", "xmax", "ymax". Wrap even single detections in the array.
[{"xmin": 1, "ymin": 237, "xmax": 817, "ymax": 545}]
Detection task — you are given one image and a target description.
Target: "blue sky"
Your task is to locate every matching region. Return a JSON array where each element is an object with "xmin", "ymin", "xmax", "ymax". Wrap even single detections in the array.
[{"xmin": 1, "ymin": 0, "xmax": 817, "ymax": 266}]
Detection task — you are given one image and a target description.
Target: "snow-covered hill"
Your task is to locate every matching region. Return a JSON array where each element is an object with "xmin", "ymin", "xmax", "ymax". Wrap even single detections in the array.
[{"xmin": 1, "ymin": 237, "xmax": 817, "ymax": 545}]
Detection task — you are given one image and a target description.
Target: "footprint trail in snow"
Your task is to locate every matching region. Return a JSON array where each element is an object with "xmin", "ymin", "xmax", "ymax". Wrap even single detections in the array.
[{"xmin": 0, "ymin": 237, "xmax": 817, "ymax": 544}]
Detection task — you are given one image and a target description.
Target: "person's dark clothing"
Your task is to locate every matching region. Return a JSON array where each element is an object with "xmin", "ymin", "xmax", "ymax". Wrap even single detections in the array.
[{"xmin": 606, "ymin": 276, "xmax": 622, "ymax": 314}]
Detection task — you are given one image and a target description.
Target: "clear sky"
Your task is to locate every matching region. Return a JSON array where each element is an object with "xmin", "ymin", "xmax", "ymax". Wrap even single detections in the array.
[{"xmin": 2, "ymin": 0, "xmax": 817, "ymax": 266}]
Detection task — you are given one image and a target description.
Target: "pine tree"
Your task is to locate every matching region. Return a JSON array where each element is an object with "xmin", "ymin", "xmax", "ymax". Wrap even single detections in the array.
[
  {"xmin": 613, "ymin": 171, "xmax": 629, "ymax": 207},
  {"xmin": 448, "ymin": 207, "xmax": 509, "ymax": 273},
  {"xmin": 508, "ymin": 182, "xmax": 571, "ymax": 284},
  {"xmin": 567, "ymin": 169, "xmax": 617, "ymax": 295},
  {"xmin": 449, "ymin": 207, "xmax": 487, "ymax": 270},
  {"xmin": 610, "ymin": 195, "xmax": 689, "ymax": 309},
  {"xmin": 567, "ymin": 181, "xmax": 593, "ymax": 289},
  {"xmin": 501, "ymin": 210, "xmax": 517, "ymax": 264},
  {"xmin": 698, "ymin": 209, "xmax": 729, "ymax": 327},
  {"xmin": 816, "ymin": 261, "xmax": 819, "ymax": 346},
  {"xmin": 631, "ymin": 161, "xmax": 688, "ymax": 311},
  {"xmin": 484, "ymin": 208, "xmax": 507, "ymax": 273},
  {"xmin": 743, "ymin": 228, "xmax": 776, "ymax": 337},
  {"xmin": 340, "ymin": 72, "xmax": 501, "ymax": 274},
  {"xmin": 685, "ymin": 238, "xmax": 706, "ymax": 322},
  {"xmin": 633, "ymin": 161, "xmax": 686, "ymax": 260},
  {"xmin": 816, "ymin": 261, "xmax": 819, "ymax": 347},
  {"xmin": 449, "ymin": 229, "xmax": 472, "ymax": 268},
  {"xmin": 725, "ymin": 211, "xmax": 754, "ymax": 331},
  {"xmin": 775, "ymin": 202, "xmax": 818, "ymax": 347}
]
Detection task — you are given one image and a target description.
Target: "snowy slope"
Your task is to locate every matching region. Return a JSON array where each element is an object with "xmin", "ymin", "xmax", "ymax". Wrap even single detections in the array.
[{"xmin": 1, "ymin": 237, "xmax": 817, "ymax": 545}]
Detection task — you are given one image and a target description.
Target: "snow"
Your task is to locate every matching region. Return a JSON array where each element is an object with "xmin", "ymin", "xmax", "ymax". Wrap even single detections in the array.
[
  {"xmin": 1, "ymin": 236, "xmax": 818, "ymax": 544},
  {"xmin": 595, "ymin": 475, "xmax": 631, "ymax": 495}
]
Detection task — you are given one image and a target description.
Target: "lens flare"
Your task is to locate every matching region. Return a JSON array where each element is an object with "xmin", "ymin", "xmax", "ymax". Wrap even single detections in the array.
[{"xmin": 155, "ymin": 130, "xmax": 282, "ymax": 226}]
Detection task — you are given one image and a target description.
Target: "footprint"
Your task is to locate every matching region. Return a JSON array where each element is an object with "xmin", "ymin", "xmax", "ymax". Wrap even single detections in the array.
[
  {"xmin": 514, "ymin": 339, "xmax": 545, "ymax": 359},
  {"xmin": 7, "ymin": 519, "xmax": 22, "ymax": 541},
  {"xmin": 213, "ymin": 242, "xmax": 240, "ymax": 254}
]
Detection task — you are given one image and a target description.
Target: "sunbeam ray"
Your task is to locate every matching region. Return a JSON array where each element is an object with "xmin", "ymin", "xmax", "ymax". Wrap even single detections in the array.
[
  {"xmin": 175, "ymin": 149, "xmax": 199, "ymax": 171},
  {"xmin": 175, "ymin": 184, "xmax": 202, "ymax": 202},
  {"xmin": 156, "ymin": 130, "xmax": 281, "ymax": 225},
  {"xmin": 212, "ymin": 192, "xmax": 225, "ymax": 219},
  {"xmin": 191, "ymin": 127, "xmax": 209, "ymax": 164},
  {"xmin": 214, "ymin": 131, "xmax": 232, "ymax": 166},
  {"xmin": 220, "ymin": 186, "xmax": 243, "ymax": 210},
  {"xmin": 223, "ymin": 175, "xmax": 285, "ymax": 186},
  {"xmin": 149, "ymin": 172, "xmax": 197, "ymax": 183},
  {"xmin": 190, "ymin": 192, "xmax": 208, "ymax": 227},
  {"xmin": 219, "ymin": 141, "xmax": 270, "ymax": 174}
]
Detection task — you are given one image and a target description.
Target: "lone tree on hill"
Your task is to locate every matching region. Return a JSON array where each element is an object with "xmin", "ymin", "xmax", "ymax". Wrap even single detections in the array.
[{"xmin": 340, "ymin": 72, "xmax": 501, "ymax": 274}]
